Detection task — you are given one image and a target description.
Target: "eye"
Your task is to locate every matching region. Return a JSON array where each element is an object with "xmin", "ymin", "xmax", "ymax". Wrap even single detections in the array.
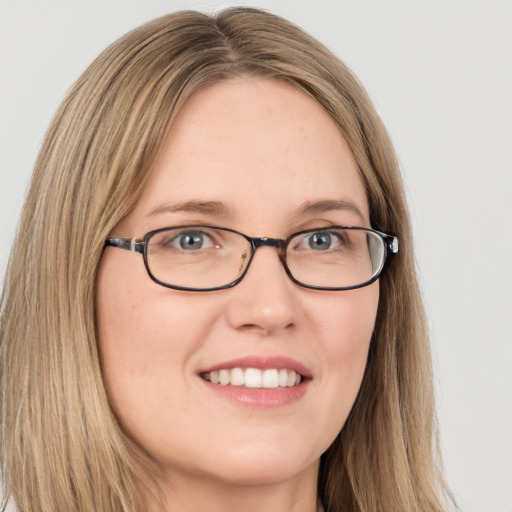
[
  {"xmin": 295, "ymin": 230, "xmax": 344, "ymax": 251},
  {"xmin": 167, "ymin": 230, "xmax": 216, "ymax": 251}
]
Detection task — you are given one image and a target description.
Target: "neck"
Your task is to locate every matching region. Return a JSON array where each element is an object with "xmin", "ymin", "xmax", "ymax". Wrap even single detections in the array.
[{"xmin": 145, "ymin": 460, "xmax": 320, "ymax": 512}]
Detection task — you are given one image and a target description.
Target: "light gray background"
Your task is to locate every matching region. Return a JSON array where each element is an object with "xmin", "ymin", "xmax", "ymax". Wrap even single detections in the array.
[{"xmin": 1, "ymin": 1, "xmax": 511, "ymax": 511}]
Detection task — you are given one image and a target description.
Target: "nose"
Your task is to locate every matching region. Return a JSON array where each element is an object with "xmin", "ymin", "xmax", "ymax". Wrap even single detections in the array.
[{"xmin": 224, "ymin": 246, "xmax": 299, "ymax": 335}]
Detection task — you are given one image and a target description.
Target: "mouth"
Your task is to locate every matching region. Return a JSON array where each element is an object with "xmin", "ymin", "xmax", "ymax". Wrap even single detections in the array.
[
  {"xmin": 197, "ymin": 356, "xmax": 312, "ymax": 406},
  {"xmin": 200, "ymin": 367, "xmax": 303, "ymax": 389}
]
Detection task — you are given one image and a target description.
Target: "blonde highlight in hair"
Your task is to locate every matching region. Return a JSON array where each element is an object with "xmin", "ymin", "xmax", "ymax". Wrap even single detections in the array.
[{"xmin": 1, "ymin": 8, "xmax": 454, "ymax": 511}]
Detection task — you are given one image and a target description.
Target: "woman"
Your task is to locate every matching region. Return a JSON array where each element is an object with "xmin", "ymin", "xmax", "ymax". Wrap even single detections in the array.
[{"xmin": 0, "ymin": 7, "xmax": 454, "ymax": 512}]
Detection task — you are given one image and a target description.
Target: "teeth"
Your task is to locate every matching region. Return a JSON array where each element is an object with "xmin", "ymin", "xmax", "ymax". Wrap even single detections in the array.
[
  {"xmin": 202, "ymin": 368, "xmax": 303, "ymax": 389},
  {"xmin": 286, "ymin": 370, "xmax": 296, "ymax": 387},
  {"xmin": 245, "ymin": 368, "xmax": 262, "ymax": 388},
  {"xmin": 262, "ymin": 369, "xmax": 278, "ymax": 389},
  {"xmin": 230, "ymin": 367, "xmax": 245, "ymax": 386},
  {"xmin": 279, "ymin": 368, "xmax": 288, "ymax": 387},
  {"xmin": 219, "ymin": 369, "xmax": 230, "ymax": 386}
]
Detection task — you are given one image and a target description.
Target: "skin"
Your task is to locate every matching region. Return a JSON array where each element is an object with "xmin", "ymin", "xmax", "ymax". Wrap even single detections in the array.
[{"xmin": 97, "ymin": 78, "xmax": 379, "ymax": 512}]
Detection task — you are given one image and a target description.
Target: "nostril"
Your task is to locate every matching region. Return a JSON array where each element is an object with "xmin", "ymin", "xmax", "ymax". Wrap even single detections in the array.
[{"xmin": 236, "ymin": 321, "xmax": 295, "ymax": 335}]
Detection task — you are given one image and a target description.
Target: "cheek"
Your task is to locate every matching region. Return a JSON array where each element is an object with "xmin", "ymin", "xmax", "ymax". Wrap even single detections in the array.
[
  {"xmin": 311, "ymin": 285, "xmax": 378, "ymax": 431},
  {"xmin": 95, "ymin": 251, "xmax": 214, "ymax": 430},
  {"xmin": 316, "ymin": 284, "xmax": 378, "ymax": 356}
]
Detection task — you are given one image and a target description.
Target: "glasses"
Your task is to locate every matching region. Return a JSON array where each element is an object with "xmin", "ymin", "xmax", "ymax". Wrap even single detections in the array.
[{"xmin": 105, "ymin": 225, "xmax": 399, "ymax": 292}]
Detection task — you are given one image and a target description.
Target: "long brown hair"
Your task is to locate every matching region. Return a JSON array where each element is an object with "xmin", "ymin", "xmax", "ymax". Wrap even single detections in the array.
[{"xmin": 1, "ymin": 8, "xmax": 453, "ymax": 511}]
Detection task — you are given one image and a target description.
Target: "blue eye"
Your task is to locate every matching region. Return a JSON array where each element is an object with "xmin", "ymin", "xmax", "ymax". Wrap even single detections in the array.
[
  {"xmin": 169, "ymin": 231, "xmax": 215, "ymax": 250},
  {"xmin": 308, "ymin": 231, "xmax": 333, "ymax": 250},
  {"xmin": 299, "ymin": 230, "xmax": 345, "ymax": 251}
]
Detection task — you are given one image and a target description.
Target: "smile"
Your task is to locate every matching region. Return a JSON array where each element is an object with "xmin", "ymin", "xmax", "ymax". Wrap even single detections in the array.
[{"xmin": 201, "ymin": 368, "xmax": 302, "ymax": 389}]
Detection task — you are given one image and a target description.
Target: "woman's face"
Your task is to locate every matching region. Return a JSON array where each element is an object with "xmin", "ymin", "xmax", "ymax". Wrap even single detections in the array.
[{"xmin": 97, "ymin": 78, "xmax": 379, "ymax": 488}]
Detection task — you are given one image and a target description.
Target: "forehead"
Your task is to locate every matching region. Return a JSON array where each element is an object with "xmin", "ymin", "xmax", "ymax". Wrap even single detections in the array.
[{"xmin": 124, "ymin": 78, "xmax": 369, "ymax": 233}]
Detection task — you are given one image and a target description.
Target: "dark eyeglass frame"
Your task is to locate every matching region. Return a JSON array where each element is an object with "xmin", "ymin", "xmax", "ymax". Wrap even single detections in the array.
[{"xmin": 105, "ymin": 225, "xmax": 399, "ymax": 292}]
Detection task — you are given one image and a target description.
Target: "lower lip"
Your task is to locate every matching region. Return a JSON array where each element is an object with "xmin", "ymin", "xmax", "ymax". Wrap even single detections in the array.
[{"xmin": 199, "ymin": 378, "xmax": 309, "ymax": 407}]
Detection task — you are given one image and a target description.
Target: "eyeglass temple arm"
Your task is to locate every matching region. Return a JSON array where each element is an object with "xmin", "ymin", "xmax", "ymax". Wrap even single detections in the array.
[{"xmin": 105, "ymin": 238, "xmax": 145, "ymax": 254}]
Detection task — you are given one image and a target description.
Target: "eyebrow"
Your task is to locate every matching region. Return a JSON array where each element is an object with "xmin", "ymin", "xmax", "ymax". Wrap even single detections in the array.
[
  {"xmin": 146, "ymin": 200, "xmax": 232, "ymax": 218},
  {"xmin": 296, "ymin": 199, "xmax": 367, "ymax": 223}
]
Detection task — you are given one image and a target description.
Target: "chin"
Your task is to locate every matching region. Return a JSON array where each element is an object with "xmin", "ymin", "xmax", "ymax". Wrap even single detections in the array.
[
  {"xmin": 152, "ymin": 438, "xmax": 321, "ymax": 488},
  {"xmin": 201, "ymin": 454, "xmax": 319, "ymax": 488}
]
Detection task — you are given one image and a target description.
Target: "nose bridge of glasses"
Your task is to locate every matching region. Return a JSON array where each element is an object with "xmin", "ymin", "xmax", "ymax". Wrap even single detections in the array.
[
  {"xmin": 240, "ymin": 236, "xmax": 289, "ymax": 286},
  {"xmin": 250, "ymin": 237, "xmax": 284, "ymax": 249},
  {"xmin": 250, "ymin": 237, "xmax": 288, "ymax": 262}
]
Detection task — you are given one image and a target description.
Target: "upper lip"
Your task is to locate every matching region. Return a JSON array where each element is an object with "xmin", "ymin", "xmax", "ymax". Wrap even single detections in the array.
[{"xmin": 199, "ymin": 355, "xmax": 312, "ymax": 379}]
